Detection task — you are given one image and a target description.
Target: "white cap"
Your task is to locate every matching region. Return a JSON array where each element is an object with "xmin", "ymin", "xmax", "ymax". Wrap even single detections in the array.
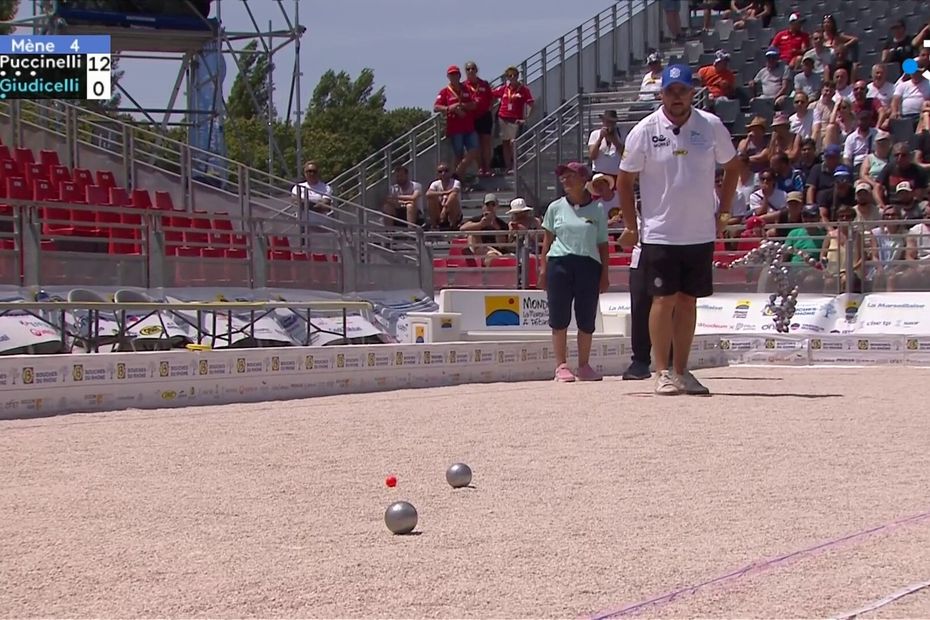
[
  {"xmin": 788, "ymin": 12, "xmax": 800, "ymax": 22},
  {"xmin": 507, "ymin": 198, "xmax": 533, "ymax": 214}
]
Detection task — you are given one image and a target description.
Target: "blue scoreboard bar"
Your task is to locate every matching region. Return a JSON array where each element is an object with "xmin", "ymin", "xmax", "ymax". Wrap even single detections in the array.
[{"xmin": 0, "ymin": 35, "xmax": 111, "ymax": 55}]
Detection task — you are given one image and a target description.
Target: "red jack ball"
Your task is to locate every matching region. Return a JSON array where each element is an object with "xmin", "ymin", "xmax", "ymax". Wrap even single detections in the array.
[{"xmin": 385, "ymin": 475, "xmax": 397, "ymax": 488}]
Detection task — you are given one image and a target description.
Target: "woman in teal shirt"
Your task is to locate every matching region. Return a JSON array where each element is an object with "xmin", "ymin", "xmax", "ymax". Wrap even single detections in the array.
[{"xmin": 540, "ymin": 161, "xmax": 610, "ymax": 382}]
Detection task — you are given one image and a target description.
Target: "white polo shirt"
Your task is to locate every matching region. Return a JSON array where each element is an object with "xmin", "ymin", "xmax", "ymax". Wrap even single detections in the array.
[{"xmin": 619, "ymin": 106, "xmax": 736, "ymax": 245}]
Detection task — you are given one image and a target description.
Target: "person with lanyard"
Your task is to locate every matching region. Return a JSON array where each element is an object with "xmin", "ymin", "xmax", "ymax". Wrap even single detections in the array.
[
  {"xmin": 618, "ymin": 64, "xmax": 740, "ymax": 395},
  {"xmin": 539, "ymin": 162, "xmax": 610, "ymax": 383}
]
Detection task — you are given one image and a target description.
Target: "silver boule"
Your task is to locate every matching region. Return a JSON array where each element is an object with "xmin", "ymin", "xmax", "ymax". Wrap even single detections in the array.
[
  {"xmin": 446, "ymin": 462, "xmax": 473, "ymax": 488},
  {"xmin": 384, "ymin": 501, "xmax": 418, "ymax": 535}
]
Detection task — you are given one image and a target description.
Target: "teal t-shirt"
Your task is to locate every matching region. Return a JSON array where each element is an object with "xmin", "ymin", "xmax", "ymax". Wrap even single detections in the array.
[
  {"xmin": 784, "ymin": 226, "xmax": 825, "ymax": 263},
  {"xmin": 542, "ymin": 196, "xmax": 609, "ymax": 263}
]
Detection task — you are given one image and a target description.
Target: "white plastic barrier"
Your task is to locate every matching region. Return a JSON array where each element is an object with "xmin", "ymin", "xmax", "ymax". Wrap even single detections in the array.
[
  {"xmin": 720, "ymin": 334, "xmax": 930, "ymax": 366},
  {"xmin": 0, "ymin": 336, "xmax": 729, "ymax": 418}
]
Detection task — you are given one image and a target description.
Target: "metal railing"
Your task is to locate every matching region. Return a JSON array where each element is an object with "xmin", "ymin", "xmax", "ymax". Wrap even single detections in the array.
[{"xmin": 326, "ymin": 0, "xmax": 663, "ymax": 210}]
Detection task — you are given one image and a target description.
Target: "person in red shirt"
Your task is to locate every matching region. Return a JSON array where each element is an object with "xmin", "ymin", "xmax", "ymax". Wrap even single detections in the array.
[
  {"xmin": 492, "ymin": 66, "xmax": 535, "ymax": 175},
  {"xmin": 434, "ymin": 65, "xmax": 478, "ymax": 177},
  {"xmin": 463, "ymin": 61, "xmax": 494, "ymax": 177},
  {"xmin": 770, "ymin": 12, "xmax": 810, "ymax": 70}
]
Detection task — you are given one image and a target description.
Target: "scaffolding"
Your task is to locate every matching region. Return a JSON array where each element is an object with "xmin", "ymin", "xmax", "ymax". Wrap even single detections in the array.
[{"xmin": 4, "ymin": 0, "xmax": 306, "ymax": 178}]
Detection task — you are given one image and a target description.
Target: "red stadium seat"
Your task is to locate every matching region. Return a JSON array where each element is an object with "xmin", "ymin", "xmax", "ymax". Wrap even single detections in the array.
[
  {"xmin": 13, "ymin": 147, "xmax": 34, "ymax": 170},
  {"xmin": 39, "ymin": 150, "xmax": 61, "ymax": 171},
  {"xmin": 85, "ymin": 185, "xmax": 111, "ymax": 206},
  {"xmin": 153, "ymin": 191, "xmax": 174, "ymax": 211},
  {"xmin": 33, "ymin": 178, "xmax": 58, "ymax": 202},
  {"xmin": 0, "ymin": 145, "xmax": 11, "ymax": 161},
  {"xmin": 6, "ymin": 177, "xmax": 30, "ymax": 201},
  {"xmin": 131, "ymin": 188, "xmax": 152, "ymax": 210},
  {"xmin": 95, "ymin": 170, "xmax": 117, "ymax": 190},
  {"xmin": 50, "ymin": 165, "xmax": 72, "ymax": 187},
  {"xmin": 24, "ymin": 163, "xmax": 47, "ymax": 185},
  {"xmin": 59, "ymin": 180, "xmax": 85, "ymax": 204},
  {"xmin": 72, "ymin": 168, "xmax": 94, "ymax": 190},
  {"xmin": 108, "ymin": 186, "xmax": 131, "ymax": 206},
  {"xmin": 0, "ymin": 160, "xmax": 19, "ymax": 181},
  {"xmin": 36, "ymin": 178, "xmax": 71, "ymax": 237},
  {"xmin": 185, "ymin": 215, "xmax": 212, "ymax": 247}
]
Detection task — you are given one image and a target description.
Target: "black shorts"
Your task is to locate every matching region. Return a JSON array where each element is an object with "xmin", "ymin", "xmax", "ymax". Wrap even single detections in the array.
[
  {"xmin": 474, "ymin": 111, "xmax": 494, "ymax": 135},
  {"xmin": 641, "ymin": 242, "xmax": 714, "ymax": 298},
  {"xmin": 546, "ymin": 254, "xmax": 602, "ymax": 333}
]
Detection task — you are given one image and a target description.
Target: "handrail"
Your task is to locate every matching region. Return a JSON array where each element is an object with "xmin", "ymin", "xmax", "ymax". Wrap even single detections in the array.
[{"xmin": 327, "ymin": 0, "xmax": 660, "ymax": 206}]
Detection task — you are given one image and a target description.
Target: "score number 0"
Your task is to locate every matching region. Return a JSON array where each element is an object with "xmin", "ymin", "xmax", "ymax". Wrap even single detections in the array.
[{"xmin": 85, "ymin": 53, "xmax": 111, "ymax": 101}]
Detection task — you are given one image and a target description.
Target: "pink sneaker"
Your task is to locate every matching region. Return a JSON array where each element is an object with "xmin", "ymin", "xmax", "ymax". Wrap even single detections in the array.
[
  {"xmin": 575, "ymin": 364, "xmax": 603, "ymax": 381},
  {"xmin": 554, "ymin": 363, "xmax": 575, "ymax": 382}
]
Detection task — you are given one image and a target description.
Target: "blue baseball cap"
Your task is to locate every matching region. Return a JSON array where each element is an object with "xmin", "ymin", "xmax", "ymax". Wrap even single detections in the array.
[
  {"xmin": 661, "ymin": 64, "xmax": 693, "ymax": 90},
  {"xmin": 823, "ymin": 144, "xmax": 842, "ymax": 157},
  {"xmin": 833, "ymin": 165, "xmax": 852, "ymax": 178}
]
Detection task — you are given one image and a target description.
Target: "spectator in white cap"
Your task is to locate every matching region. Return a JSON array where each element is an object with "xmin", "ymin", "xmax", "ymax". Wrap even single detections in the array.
[
  {"xmin": 853, "ymin": 180, "xmax": 880, "ymax": 222},
  {"xmin": 639, "ymin": 53, "xmax": 664, "ymax": 101},
  {"xmin": 844, "ymin": 109, "xmax": 878, "ymax": 168},
  {"xmin": 770, "ymin": 12, "xmax": 810, "ymax": 70},
  {"xmin": 859, "ymin": 128, "xmax": 892, "ymax": 188},
  {"xmin": 793, "ymin": 54, "xmax": 821, "ymax": 99},
  {"xmin": 697, "ymin": 50, "xmax": 746, "ymax": 107},
  {"xmin": 505, "ymin": 198, "xmax": 540, "ymax": 254},
  {"xmin": 587, "ymin": 173, "xmax": 621, "ymax": 225},
  {"xmin": 891, "ymin": 181, "xmax": 924, "ymax": 220},
  {"xmin": 874, "ymin": 142, "xmax": 928, "ymax": 211}
]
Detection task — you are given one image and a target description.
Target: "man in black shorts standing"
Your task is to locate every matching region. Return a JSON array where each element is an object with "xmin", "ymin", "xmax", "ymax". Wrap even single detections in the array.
[{"xmin": 618, "ymin": 64, "xmax": 740, "ymax": 395}]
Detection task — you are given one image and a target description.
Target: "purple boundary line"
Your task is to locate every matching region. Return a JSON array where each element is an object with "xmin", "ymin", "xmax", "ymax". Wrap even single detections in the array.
[{"xmin": 586, "ymin": 509, "xmax": 930, "ymax": 620}]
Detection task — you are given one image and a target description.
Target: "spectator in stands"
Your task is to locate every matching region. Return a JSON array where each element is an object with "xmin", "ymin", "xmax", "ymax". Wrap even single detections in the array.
[
  {"xmin": 749, "ymin": 169, "xmax": 787, "ymax": 222},
  {"xmin": 733, "ymin": 0, "xmax": 775, "ymax": 30},
  {"xmin": 493, "ymin": 66, "xmax": 535, "ymax": 175},
  {"xmin": 853, "ymin": 181, "xmax": 880, "ymax": 222},
  {"xmin": 793, "ymin": 55, "xmax": 821, "ymax": 100},
  {"xmin": 426, "ymin": 164, "xmax": 463, "ymax": 230},
  {"xmin": 539, "ymin": 161, "xmax": 609, "ymax": 383},
  {"xmin": 812, "ymin": 81, "xmax": 837, "ymax": 147},
  {"xmin": 820, "ymin": 14, "xmax": 857, "ymax": 51},
  {"xmin": 832, "ymin": 68, "xmax": 853, "ymax": 103},
  {"xmin": 291, "ymin": 160, "xmax": 334, "ymax": 215},
  {"xmin": 822, "ymin": 204, "xmax": 863, "ymax": 293},
  {"xmin": 463, "ymin": 62, "xmax": 494, "ymax": 177},
  {"xmin": 874, "ymin": 143, "xmax": 929, "ymax": 211},
  {"xmin": 768, "ymin": 113, "xmax": 798, "ymax": 160},
  {"xmin": 505, "ymin": 198, "xmax": 540, "ymax": 254},
  {"xmin": 770, "ymin": 13, "xmax": 810, "ymax": 70},
  {"xmin": 915, "ymin": 102, "xmax": 930, "ymax": 172},
  {"xmin": 639, "ymin": 53, "xmax": 664, "ymax": 101},
  {"xmin": 768, "ymin": 191, "xmax": 807, "ymax": 239},
  {"xmin": 803, "ymin": 33, "xmax": 834, "ymax": 80},
  {"xmin": 905, "ymin": 203, "xmax": 930, "ymax": 264},
  {"xmin": 587, "ymin": 110, "xmax": 625, "ymax": 180},
  {"xmin": 850, "ymin": 80, "xmax": 881, "ymax": 128},
  {"xmin": 695, "ymin": 0, "xmax": 732, "ymax": 35},
  {"xmin": 806, "ymin": 143, "xmax": 842, "ymax": 204},
  {"xmin": 698, "ymin": 50, "xmax": 742, "ymax": 106},
  {"xmin": 460, "ymin": 193, "xmax": 508, "ymax": 263},
  {"xmin": 738, "ymin": 116, "xmax": 770, "ymax": 172},
  {"xmin": 796, "ymin": 137, "xmax": 821, "ymax": 179},
  {"xmin": 891, "ymin": 61, "xmax": 930, "ymax": 120},
  {"xmin": 844, "ymin": 110, "xmax": 878, "ymax": 169},
  {"xmin": 434, "ymin": 65, "xmax": 478, "ymax": 178},
  {"xmin": 829, "ymin": 44, "xmax": 856, "ymax": 84},
  {"xmin": 738, "ymin": 215, "xmax": 765, "ymax": 250},
  {"xmin": 382, "ymin": 165, "xmax": 423, "ymax": 227},
  {"xmin": 859, "ymin": 129, "xmax": 892, "ymax": 188},
  {"xmin": 723, "ymin": 150, "xmax": 755, "ymax": 227},
  {"xmin": 866, "ymin": 205, "xmax": 906, "ymax": 291},
  {"xmin": 825, "ymin": 98, "xmax": 856, "ymax": 146},
  {"xmin": 817, "ymin": 165, "xmax": 857, "ymax": 223},
  {"xmin": 790, "ymin": 92, "xmax": 814, "ymax": 139},
  {"xmin": 890, "ymin": 181, "xmax": 925, "ymax": 220},
  {"xmin": 867, "ymin": 64, "xmax": 895, "ymax": 115},
  {"xmin": 882, "ymin": 19, "xmax": 919, "ymax": 65},
  {"xmin": 661, "ymin": 0, "xmax": 684, "ymax": 41},
  {"xmin": 751, "ymin": 48, "xmax": 791, "ymax": 108},
  {"xmin": 588, "ymin": 173, "xmax": 620, "ymax": 225},
  {"xmin": 899, "ymin": 47, "xmax": 930, "ymax": 86},
  {"xmin": 771, "ymin": 152, "xmax": 804, "ymax": 193},
  {"xmin": 784, "ymin": 204, "xmax": 826, "ymax": 264}
]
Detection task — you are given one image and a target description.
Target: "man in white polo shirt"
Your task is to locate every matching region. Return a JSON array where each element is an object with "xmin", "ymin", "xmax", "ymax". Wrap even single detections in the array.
[{"xmin": 618, "ymin": 63, "xmax": 740, "ymax": 395}]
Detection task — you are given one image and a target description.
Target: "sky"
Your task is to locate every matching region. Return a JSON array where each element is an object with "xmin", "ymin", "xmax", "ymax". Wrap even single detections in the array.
[{"xmin": 17, "ymin": 0, "xmax": 618, "ymax": 119}]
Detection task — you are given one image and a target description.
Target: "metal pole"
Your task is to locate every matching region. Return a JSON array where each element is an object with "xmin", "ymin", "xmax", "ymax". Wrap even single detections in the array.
[
  {"xmin": 294, "ymin": 0, "xmax": 303, "ymax": 179},
  {"xmin": 266, "ymin": 20, "xmax": 274, "ymax": 175}
]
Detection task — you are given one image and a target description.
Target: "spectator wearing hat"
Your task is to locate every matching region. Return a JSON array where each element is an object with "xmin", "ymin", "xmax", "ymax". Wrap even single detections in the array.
[
  {"xmin": 915, "ymin": 102, "xmax": 930, "ymax": 172},
  {"xmin": 460, "ymin": 193, "xmax": 508, "ymax": 263},
  {"xmin": 462, "ymin": 62, "xmax": 495, "ymax": 177},
  {"xmin": 749, "ymin": 169, "xmax": 787, "ymax": 223},
  {"xmin": 891, "ymin": 60, "xmax": 930, "ymax": 120},
  {"xmin": 853, "ymin": 181, "xmax": 880, "ymax": 222},
  {"xmin": 818, "ymin": 164, "xmax": 857, "ymax": 223},
  {"xmin": 843, "ymin": 110, "xmax": 878, "ymax": 169},
  {"xmin": 697, "ymin": 50, "xmax": 742, "ymax": 106},
  {"xmin": 434, "ymin": 65, "xmax": 478, "ymax": 177},
  {"xmin": 505, "ymin": 198, "xmax": 540, "ymax": 255},
  {"xmin": 874, "ymin": 143, "xmax": 929, "ymax": 211},
  {"xmin": 881, "ymin": 19, "xmax": 920, "ymax": 66},
  {"xmin": 737, "ymin": 215, "xmax": 766, "ymax": 251},
  {"xmin": 587, "ymin": 173, "xmax": 621, "ymax": 225},
  {"xmin": 768, "ymin": 191, "xmax": 807, "ymax": 239},
  {"xmin": 806, "ymin": 143, "xmax": 843, "ymax": 204},
  {"xmin": 770, "ymin": 12, "xmax": 811, "ymax": 70},
  {"xmin": 539, "ymin": 161, "xmax": 609, "ymax": 383},
  {"xmin": 784, "ymin": 204, "xmax": 827, "ymax": 264},
  {"xmin": 738, "ymin": 116, "xmax": 770, "ymax": 173},
  {"xmin": 587, "ymin": 110, "xmax": 625, "ymax": 180},
  {"xmin": 492, "ymin": 66, "xmax": 535, "ymax": 175},
  {"xmin": 750, "ymin": 47, "xmax": 791, "ymax": 107},
  {"xmin": 789, "ymin": 92, "xmax": 814, "ymax": 140},
  {"xmin": 639, "ymin": 53, "xmax": 664, "ymax": 101},
  {"xmin": 890, "ymin": 181, "xmax": 925, "ymax": 220},
  {"xmin": 803, "ymin": 33, "xmax": 834, "ymax": 80},
  {"xmin": 859, "ymin": 129, "xmax": 892, "ymax": 188},
  {"xmin": 768, "ymin": 112, "xmax": 799, "ymax": 160},
  {"xmin": 793, "ymin": 54, "xmax": 822, "ymax": 100}
]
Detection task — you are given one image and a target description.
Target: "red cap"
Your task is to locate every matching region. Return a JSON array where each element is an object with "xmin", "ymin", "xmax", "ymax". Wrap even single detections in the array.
[
  {"xmin": 447, "ymin": 65, "xmax": 461, "ymax": 75},
  {"xmin": 555, "ymin": 161, "xmax": 591, "ymax": 180},
  {"xmin": 744, "ymin": 215, "xmax": 765, "ymax": 230}
]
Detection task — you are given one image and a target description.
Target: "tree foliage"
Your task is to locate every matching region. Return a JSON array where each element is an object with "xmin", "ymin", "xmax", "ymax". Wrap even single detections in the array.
[
  {"xmin": 226, "ymin": 40, "xmax": 274, "ymax": 121},
  {"xmin": 0, "ymin": 0, "xmax": 20, "ymax": 35}
]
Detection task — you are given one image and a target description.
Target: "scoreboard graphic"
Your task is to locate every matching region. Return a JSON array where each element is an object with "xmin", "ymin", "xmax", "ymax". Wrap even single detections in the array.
[{"xmin": 0, "ymin": 35, "xmax": 111, "ymax": 101}]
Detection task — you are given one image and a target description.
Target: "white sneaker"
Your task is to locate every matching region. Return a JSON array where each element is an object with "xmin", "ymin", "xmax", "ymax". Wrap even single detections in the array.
[
  {"xmin": 680, "ymin": 371, "xmax": 710, "ymax": 395},
  {"xmin": 654, "ymin": 370, "xmax": 683, "ymax": 395}
]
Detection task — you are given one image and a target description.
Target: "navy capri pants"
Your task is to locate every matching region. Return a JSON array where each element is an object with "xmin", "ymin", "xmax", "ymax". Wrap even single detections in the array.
[{"xmin": 546, "ymin": 254, "xmax": 602, "ymax": 334}]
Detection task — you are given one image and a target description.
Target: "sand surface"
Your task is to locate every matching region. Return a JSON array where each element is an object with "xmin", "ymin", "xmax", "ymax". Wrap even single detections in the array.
[{"xmin": 1, "ymin": 367, "xmax": 928, "ymax": 619}]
